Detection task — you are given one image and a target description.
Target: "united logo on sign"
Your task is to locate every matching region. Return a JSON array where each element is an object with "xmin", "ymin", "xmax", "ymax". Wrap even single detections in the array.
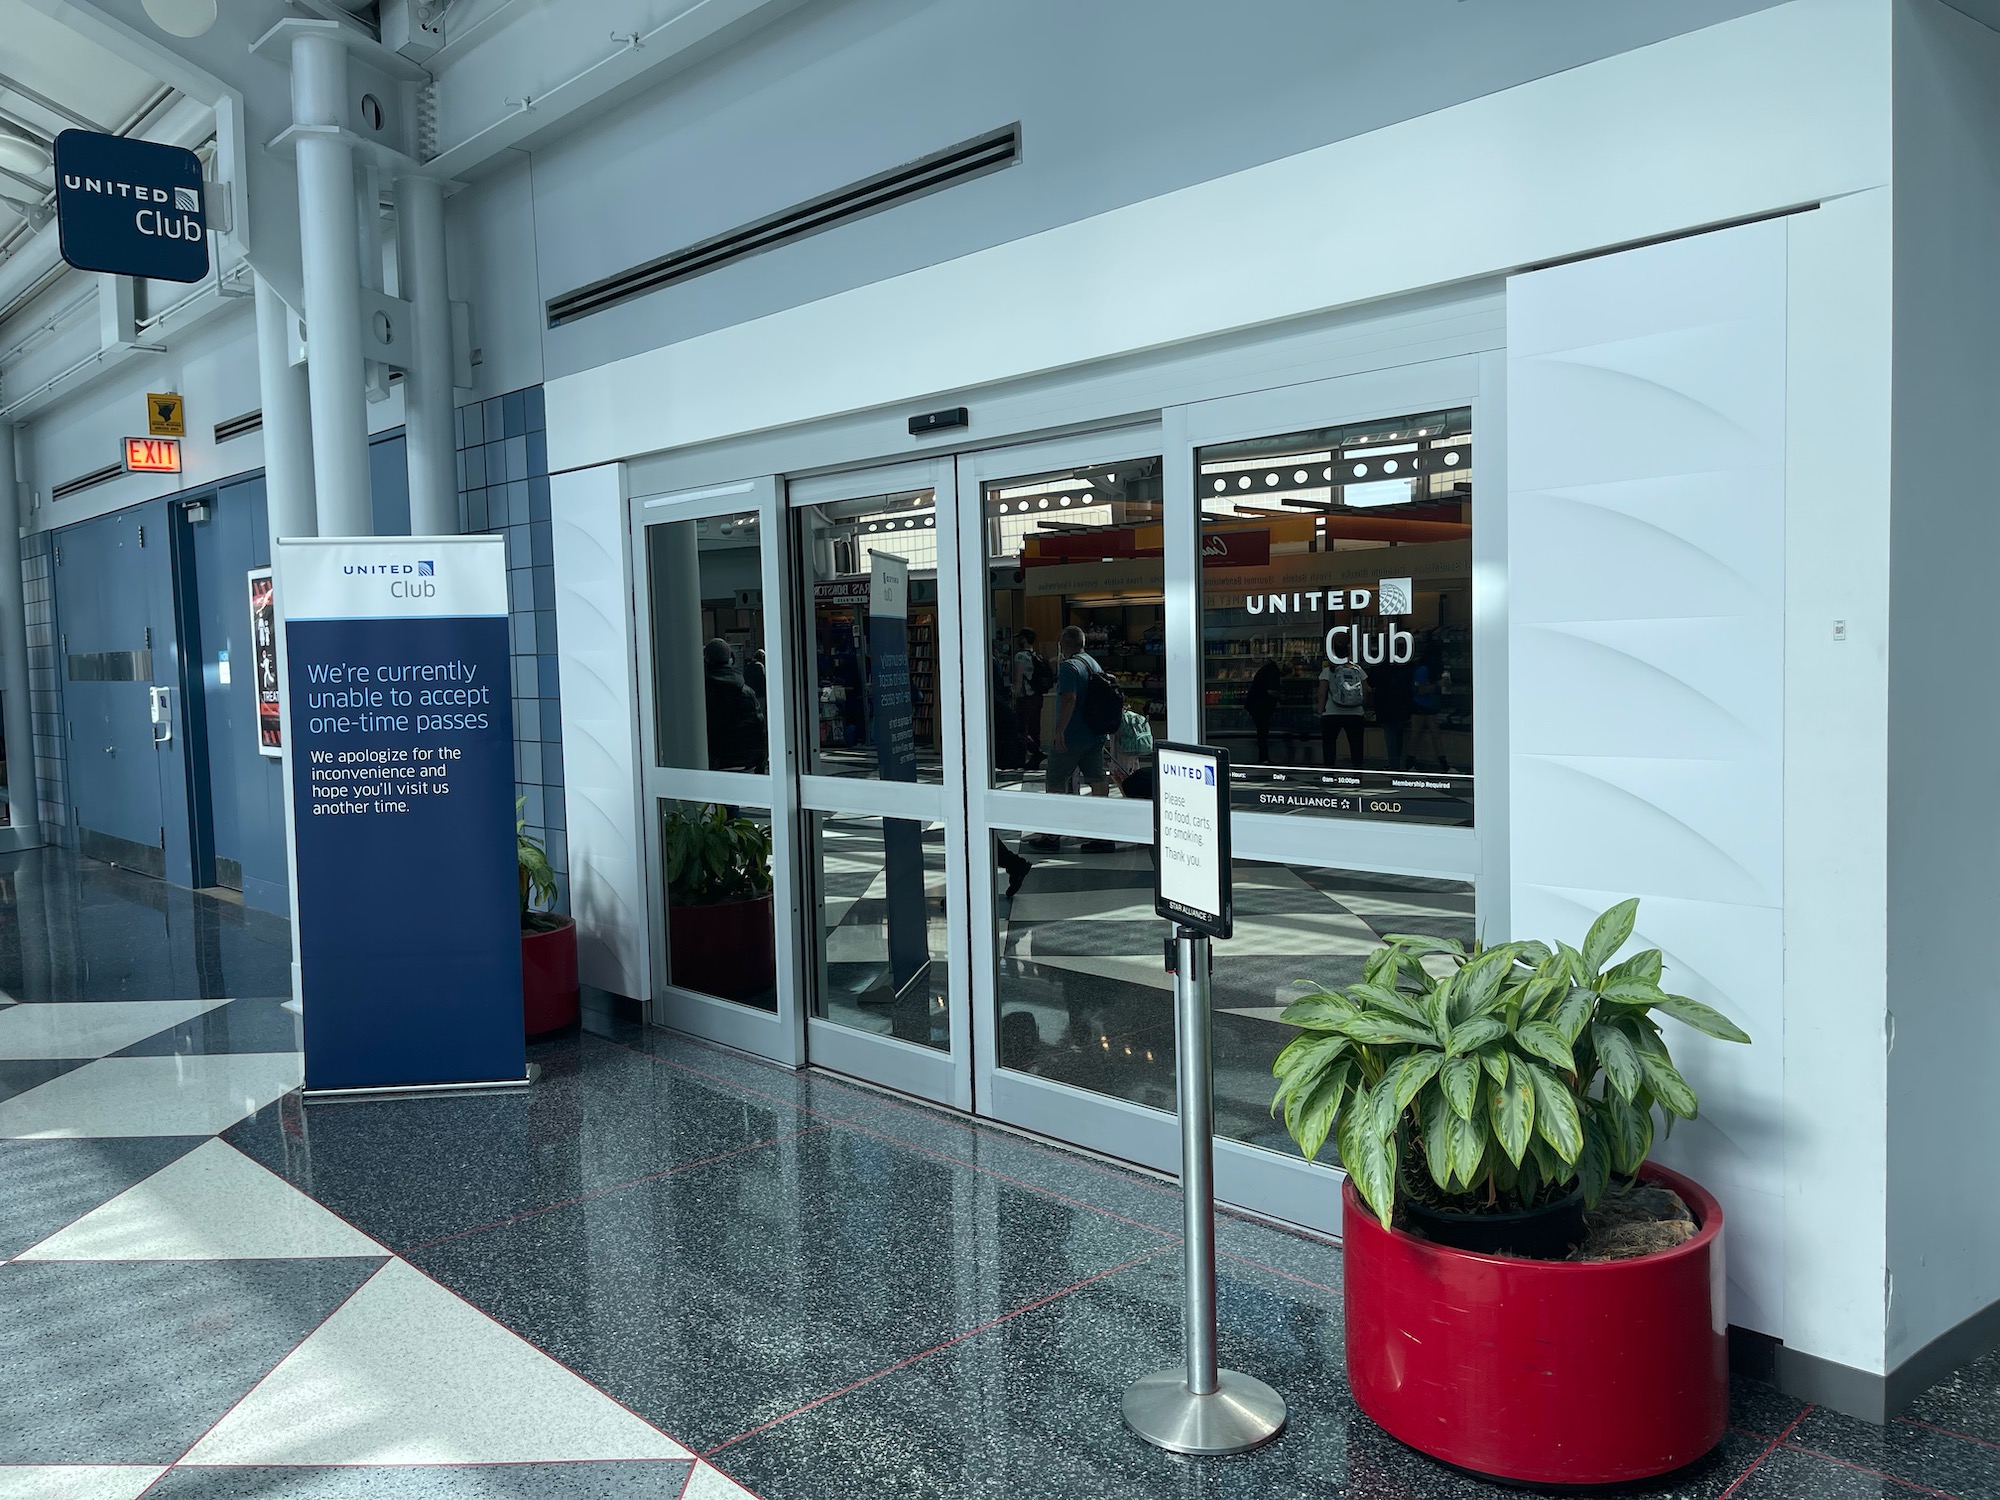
[{"xmin": 54, "ymin": 130, "xmax": 209, "ymax": 284}]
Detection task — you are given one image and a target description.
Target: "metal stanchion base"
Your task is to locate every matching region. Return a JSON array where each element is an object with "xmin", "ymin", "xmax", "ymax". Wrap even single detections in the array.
[{"xmin": 1122, "ymin": 1367, "xmax": 1288, "ymax": 1455}]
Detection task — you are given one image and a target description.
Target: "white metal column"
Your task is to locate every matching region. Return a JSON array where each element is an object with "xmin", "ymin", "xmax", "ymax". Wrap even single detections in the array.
[
  {"xmin": 395, "ymin": 174, "xmax": 458, "ymax": 537},
  {"xmin": 254, "ymin": 274, "xmax": 318, "ymax": 541},
  {"xmin": 0, "ymin": 420, "xmax": 38, "ymax": 838},
  {"xmin": 290, "ymin": 29, "xmax": 373, "ymax": 538}
]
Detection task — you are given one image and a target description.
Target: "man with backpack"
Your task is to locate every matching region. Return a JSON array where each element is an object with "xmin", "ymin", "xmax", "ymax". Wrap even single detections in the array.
[
  {"xmin": 1317, "ymin": 652, "xmax": 1369, "ymax": 768},
  {"xmin": 1029, "ymin": 625, "xmax": 1118, "ymax": 849},
  {"xmin": 1011, "ymin": 627, "xmax": 1053, "ymax": 771}
]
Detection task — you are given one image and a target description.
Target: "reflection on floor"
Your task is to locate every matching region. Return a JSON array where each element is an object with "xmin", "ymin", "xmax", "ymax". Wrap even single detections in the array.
[
  {"xmin": 996, "ymin": 838, "xmax": 1475, "ymax": 1155},
  {"xmin": 4, "ymin": 847, "xmax": 1998, "ymax": 1499}
]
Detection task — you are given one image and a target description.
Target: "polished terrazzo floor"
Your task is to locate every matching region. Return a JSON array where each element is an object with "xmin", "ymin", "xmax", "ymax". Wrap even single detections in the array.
[{"xmin": 3, "ymin": 849, "xmax": 1999, "ymax": 1498}]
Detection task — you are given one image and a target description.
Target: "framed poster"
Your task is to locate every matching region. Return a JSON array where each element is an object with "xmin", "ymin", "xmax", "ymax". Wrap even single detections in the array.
[{"xmin": 249, "ymin": 567, "xmax": 281, "ymax": 757}]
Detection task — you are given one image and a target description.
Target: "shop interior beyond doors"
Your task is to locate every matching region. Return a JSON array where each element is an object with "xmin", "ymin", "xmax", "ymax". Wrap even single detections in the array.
[{"xmin": 633, "ymin": 362, "xmax": 1491, "ymax": 1230}]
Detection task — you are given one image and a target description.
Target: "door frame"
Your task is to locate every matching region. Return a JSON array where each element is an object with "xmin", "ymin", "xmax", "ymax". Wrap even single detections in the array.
[
  {"xmin": 630, "ymin": 474, "xmax": 808, "ymax": 1064},
  {"xmin": 786, "ymin": 455, "xmax": 974, "ymax": 1108}
]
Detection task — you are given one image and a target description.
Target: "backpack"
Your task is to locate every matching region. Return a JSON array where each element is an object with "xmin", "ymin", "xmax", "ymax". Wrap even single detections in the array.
[
  {"xmin": 1117, "ymin": 708, "xmax": 1154, "ymax": 758},
  {"xmin": 1077, "ymin": 657, "xmax": 1126, "ymax": 738},
  {"xmin": 1329, "ymin": 663, "xmax": 1366, "ymax": 710},
  {"xmin": 1025, "ymin": 651, "xmax": 1056, "ymax": 696}
]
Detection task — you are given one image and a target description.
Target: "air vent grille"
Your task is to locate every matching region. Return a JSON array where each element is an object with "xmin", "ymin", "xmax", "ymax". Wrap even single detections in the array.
[
  {"xmin": 51, "ymin": 462, "xmax": 123, "ymax": 501},
  {"xmin": 214, "ymin": 409, "xmax": 262, "ymax": 443},
  {"xmin": 547, "ymin": 123, "xmax": 1021, "ymax": 329}
]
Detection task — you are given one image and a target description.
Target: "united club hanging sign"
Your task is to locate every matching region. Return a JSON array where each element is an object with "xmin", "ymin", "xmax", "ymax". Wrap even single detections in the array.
[{"xmin": 53, "ymin": 130, "xmax": 209, "ymax": 284}]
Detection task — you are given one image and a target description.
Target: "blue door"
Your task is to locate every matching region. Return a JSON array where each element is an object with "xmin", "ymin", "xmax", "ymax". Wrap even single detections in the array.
[
  {"xmin": 56, "ymin": 504, "xmax": 186, "ymax": 879},
  {"xmin": 181, "ymin": 480, "xmax": 290, "ymax": 913}
]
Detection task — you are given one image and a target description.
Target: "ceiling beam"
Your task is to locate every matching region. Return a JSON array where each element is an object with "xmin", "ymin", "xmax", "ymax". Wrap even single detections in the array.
[{"xmin": 0, "ymin": 69, "xmax": 108, "ymax": 134}]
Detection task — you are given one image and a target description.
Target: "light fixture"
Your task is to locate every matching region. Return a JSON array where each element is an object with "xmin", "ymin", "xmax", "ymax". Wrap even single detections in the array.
[
  {"xmin": 1059, "ymin": 496, "xmax": 1072, "ymax": 507},
  {"xmin": 0, "ymin": 131, "xmax": 49, "ymax": 177},
  {"xmin": 141, "ymin": 0, "xmax": 219, "ymax": 37}
]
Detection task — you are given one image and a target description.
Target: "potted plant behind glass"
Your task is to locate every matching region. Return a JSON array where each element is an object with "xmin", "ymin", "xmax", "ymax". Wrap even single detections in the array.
[
  {"xmin": 519, "ymin": 814, "xmax": 579, "ymax": 1036},
  {"xmin": 663, "ymin": 803, "xmax": 775, "ymax": 1002},
  {"xmin": 1271, "ymin": 899, "xmax": 1750, "ymax": 1488}
]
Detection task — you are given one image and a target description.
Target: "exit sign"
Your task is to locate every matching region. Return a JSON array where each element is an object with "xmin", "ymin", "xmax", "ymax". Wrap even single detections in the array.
[{"xmin": 124, "ymin": 437, "xmax": 181, "ymax": 474}]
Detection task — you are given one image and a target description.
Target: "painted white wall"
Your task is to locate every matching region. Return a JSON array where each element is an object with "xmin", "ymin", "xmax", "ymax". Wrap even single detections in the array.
[
  {"xmin": 1507, "ymin": 222, "xmax": 1790, "ymax": 1338},
  {"xmin": 526, "ymin": 0, "xmax": 1781, "ymax": 376},
  {"xmin": 19, "ymin": 303, "xmax": 267, "ymax": 532},
  {"xmin": 445, "ymin": 154, "xmax": 547, "ymax": 407},
  {"xmin": 549, "ymin": 463, "xmax": 650, "ymax": 1000},
  {"xmin": 1782, "ymin": 188, "xmax": 1895, "ymax": 1378},
  {"xmin": 1884, "ymin": 0, "xmax": 2000, "ymax": 1370},
  {"xmin": 547, "ymin": 0, "xmax": 1891, "ymax": 471}
]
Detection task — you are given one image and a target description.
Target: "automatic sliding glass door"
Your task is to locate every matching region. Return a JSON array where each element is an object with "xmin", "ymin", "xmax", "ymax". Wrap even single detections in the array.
[
  {"xmin": 633, "ymin": 477, "xmax": 806, "ymax": 1064},
  {"xmin": 789, "ymin": 459, "xmax": 973, "ymax": 1108}
]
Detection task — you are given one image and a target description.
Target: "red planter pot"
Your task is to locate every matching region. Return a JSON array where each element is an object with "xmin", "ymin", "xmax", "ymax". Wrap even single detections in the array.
[
  {"xmin": 668, "ymin": 892, "xmax": 776, "ymax": 1001},
  {"xmin": 1344, "ymin": 1161, "xmax": 1727, "ymax": 1487},
  {"xmin": 521, "ymin": 916, "xmax": 580, "ymax": 1037}
]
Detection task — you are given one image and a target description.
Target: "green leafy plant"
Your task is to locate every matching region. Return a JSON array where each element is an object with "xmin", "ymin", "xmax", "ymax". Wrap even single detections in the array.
[
  {"xmin": 1270, "ymin": 898, "xmax": 1749, "ymax": 1227},
  {"xmin": 518, "ymin": 797, "xmax": 557, "ymax": 927},
  {"xmin": 663, "ymin": 802, "xmax": 773, "ymax": 908}
]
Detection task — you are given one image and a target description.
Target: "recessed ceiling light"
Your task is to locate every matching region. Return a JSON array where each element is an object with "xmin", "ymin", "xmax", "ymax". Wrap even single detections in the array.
[{"xmin": 142, "ymin": 0, "xmax": 218, "ymax": 37}]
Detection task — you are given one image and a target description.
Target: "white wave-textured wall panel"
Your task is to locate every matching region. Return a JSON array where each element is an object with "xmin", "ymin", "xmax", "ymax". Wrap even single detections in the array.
[
  {"xmin": 551, "ymin": 465, "xmax": 650, "ymax": 1000},
  {"xmin": 1508, "ymin": 220, "xmax": 1785, "ymax": 1334}
]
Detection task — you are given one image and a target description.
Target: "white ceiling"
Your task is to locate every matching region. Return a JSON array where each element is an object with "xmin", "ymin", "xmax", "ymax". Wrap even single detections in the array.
[{"xmin": 0, "ymin": 0, "xmax": 169, "ymax": 207}]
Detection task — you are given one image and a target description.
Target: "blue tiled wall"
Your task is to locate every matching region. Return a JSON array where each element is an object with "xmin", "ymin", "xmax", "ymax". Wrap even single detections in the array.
[{"xmin": 455, "ymin": 386, "xmax": 568, "ymax": 914}]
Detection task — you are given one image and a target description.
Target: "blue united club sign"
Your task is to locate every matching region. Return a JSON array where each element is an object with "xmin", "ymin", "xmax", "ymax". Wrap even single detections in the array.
[{"xmin": 53, "ymin": 129, "xmax": 209, "ymax": 283}]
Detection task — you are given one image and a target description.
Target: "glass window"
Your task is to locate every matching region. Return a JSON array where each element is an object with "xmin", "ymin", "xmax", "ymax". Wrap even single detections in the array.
[
  {"xmin": 645, "ymin": 514, "xmax": 769, "ymax": 772},
  {"xmin": 807, "ymin": 811, "xmax": 950, "ymax": 1050},
  {"xmin": 1199, "ymin": 408, "xmax": 1474, "ymax": 826},
  {"xmin": 992, "ymin": 836, "xmax": 1473, "ymax": 1159},
  {"xmin": 796, "ymin": 490, "xmax": 945, "ymax": 783},
  {"xmin": 982, "ymin": 458, "xmax": 1167, "ymax": 795},
  {"xmin": 660, "ymin": 800, "xmax": 777, "ymax": 1012}
]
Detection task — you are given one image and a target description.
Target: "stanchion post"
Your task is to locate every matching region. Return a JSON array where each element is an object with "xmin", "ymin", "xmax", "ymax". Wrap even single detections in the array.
[{"xmin": 1125, "ymin": 741, "xmax": 1286, "ymax": 1456}]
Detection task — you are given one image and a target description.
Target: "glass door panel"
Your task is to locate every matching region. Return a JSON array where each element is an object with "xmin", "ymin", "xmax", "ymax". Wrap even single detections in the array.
[
  {"xmin": 633, "ymin": 477, "xmax": 804, "ymax": 1064},
  {"xmin": 790, "ymin": 459, "xmax": 971, "ymax": 1108}
]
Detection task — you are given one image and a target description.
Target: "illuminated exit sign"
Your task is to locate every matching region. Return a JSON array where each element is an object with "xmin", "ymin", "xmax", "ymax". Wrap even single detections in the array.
[{"xmin": 123, "ymin": 437, "xmax": 181, "ymax": 474}]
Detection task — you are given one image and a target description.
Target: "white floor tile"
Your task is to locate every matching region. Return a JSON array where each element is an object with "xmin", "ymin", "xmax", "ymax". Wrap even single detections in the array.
[
  {"xmin": 0, "ymin": 1468, "xmax": 165, "ymax": 1500},
  {"xmin": 18, "ymin": 1138, "xmax": 384, "ymax": 1260},
  {"xmin": 0, "ymin": 999, "xmax": 228, "ymax": 1060},
  {"xmin": 182, "ymin": 1259, "xmax": 692, "ymax": 1466},
  {"xmin": 683, "ymin": 1462, "xmax": 762, "ymax": 1499},
  {"xmin": 0, "ymin": 1053, "xmax": 302, "ymax": 1138}
]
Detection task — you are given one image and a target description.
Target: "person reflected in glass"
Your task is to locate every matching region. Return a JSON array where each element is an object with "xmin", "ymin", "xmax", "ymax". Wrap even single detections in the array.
[
  {"xmin": 1010, "ymin": 628, "xmax": 1049, "ymax": 772},
  {"xmin": 1246, "ymin": 657, "xmax": 1281, "ymax": 763},
  {"xmin": 743, "ymin": 647, "xmax": 767, "ymax": 705},
  {"xmin": 1407, "ymin": 639, "xmax": 1451, "ymax": 773},
  {"xmin": 1317, "ymin": 652, "xmax": 1368, "ymax": 769},
  {"xmin": 702, "ymin": 639, "xmax": 766, "ymax": 772},
  {"xmin": 1029, "ymin": 625, "xmax": 1112, "ymax": 851}
]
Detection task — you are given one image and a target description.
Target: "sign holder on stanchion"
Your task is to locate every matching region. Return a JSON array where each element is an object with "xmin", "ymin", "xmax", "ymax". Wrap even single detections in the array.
[{"xmin": 1123, "ymin": 742, "xmax": 1288, "ymax": 1456}]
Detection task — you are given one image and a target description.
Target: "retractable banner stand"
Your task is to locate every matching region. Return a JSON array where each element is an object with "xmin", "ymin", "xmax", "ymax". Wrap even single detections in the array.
[
  {"xmin": 276, "ymin": 536, "xmax": 526, "ymax": 1093},
  {"xmin": 866, "ymin": 553, "xmax": 931, "ymax": 1002}
]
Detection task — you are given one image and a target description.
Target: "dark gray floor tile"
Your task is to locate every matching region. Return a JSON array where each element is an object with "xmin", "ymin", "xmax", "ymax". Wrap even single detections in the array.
[
  {"xmin": 0, "ymin": 1055, "xmax": 90, "ymax": 1103},
  {"xmin": 0, "ymin": 1136, "xmax": 204, "ymax": 1258},
  {"xmin": 113, "ymin": 997, "xmax": 304, "ymax": 1058},
  {"xmin": 1788, "ymin": 1406, "xmax": 2000, "ymax": 1496},
  {"xmin": 850, "ymin": 1096, "xmax": 1186, "ymax": 1235},
  {"xmin": 606, "ymin": 1027, "xmax": 893, "ymax": 1124},
  {"xmin": 409, "ymin": 1123, "xmax": 1173, "ymax": 1453},
  {"xmin": 716, "ymin": 1254, "xmax": 1759, "ymax": 1500},
  {"xmin": 0, "ymin": 849, "xmax": 293, "ymax": 1004},
  {"xmin": 224, "ymin": 1035, "xmax": 810, "ymax": 1251},
  {"xmin": 1733, "ymin": 1444, "xmax": 1944, "ymax": 1498},
  {"xmin": 1905, "ymin": 1347, "xmax": 2000, "ymax": 1446},
  {"xmin": 0, "ymin": 1257, "xmax": 382, "ymax": 1463},
  {"xmin": 1729, "ymin": 1374, "xmax": 1810, "ymax": 1437},
  {"xmin": 146, "ymin": 1461, "xmax": 696, "ymax": 1498}
]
